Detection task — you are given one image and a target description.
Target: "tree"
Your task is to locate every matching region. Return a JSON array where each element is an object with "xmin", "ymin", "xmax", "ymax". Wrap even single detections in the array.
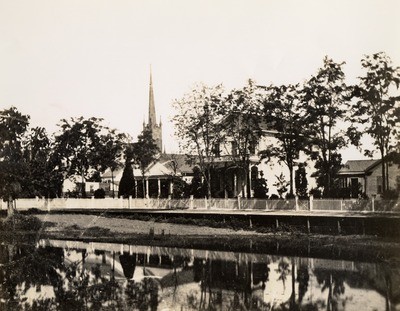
[
  {"xmin": 131, "ymin": 127, "xmax": 159, "ymax": 198},
  {"xmin": 273, "ymin": 173, "xmax": 289, "ymax": 199},
  {"xmin": 172, "ymin": 83, "xmax": 224, "ymax": 198},
  {"xmin": 220, "ymin": 80, "xmax": 265, "ymax": 198},
  {"xmin": 353, "ymin": 52, "xmax": 400, "ymax": 193},
  {"xmin": 118, "ymin": 161, "xmax": 135, "ymax": 198},
  {"xmin": 53, "ymin": 117, "xmax": 111, "ymax": 198},
  {"xmin": 263, "ymin": 84, "xmax": 306, "ymax": 196},
  {"xmin": 190, "ymin": 166, "xmax": 205, "ymax": 198},
  {"xmin": 301, "ymin": 57, "xmax": 352, "ymax": 196},
  {"xmin": 22, "ymin": 127, "xmax": 64, "ymax": 198},
  {"xmin": 295, "ymin": 163, "xmax": 308, "ymax": 199},
  {"xmin": 252, "ymin": 170, "xmax": 269, "ymax": 199},
  {"xmin": 0, "ymin": 107, "xmax": 30, "ymax": 214},
  {"xmin": 98, "ymin": 130, "xmax": 129, "ymax": 198}
]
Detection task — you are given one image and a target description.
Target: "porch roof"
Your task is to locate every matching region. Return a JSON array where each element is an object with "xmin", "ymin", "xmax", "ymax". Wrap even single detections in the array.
[{"xmin": 338, "ymin": 159, "xmax": 380, "ymax": 176}]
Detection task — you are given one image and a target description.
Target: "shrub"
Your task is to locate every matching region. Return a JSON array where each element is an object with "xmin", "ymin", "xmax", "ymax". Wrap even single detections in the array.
[
  {"xmin": 26, "ymin": 208, "xmax": 44, "ymax": 214},
  {"xmin": 381, "ymin": 189, "xmax": 399, "ymax": 200},
  {"xmin": 269, "ymin": 194, "xmax": 280, "ymax": 200},
  {"xmin": 94, "ymin": 188, "xmax": 106, "ymax": 199},
  {"xmin": 2, "ymin": 214, "xmax": 43, "ymax": 232}
]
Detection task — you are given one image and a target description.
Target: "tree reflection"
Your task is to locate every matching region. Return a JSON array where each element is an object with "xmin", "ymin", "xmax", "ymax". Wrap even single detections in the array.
[
  {"xmin": 1, "ymin": 240, "xmax": 399, "ymax": 311},
  {"xmin": 315, "ymin": 270, "xmax": 346, "ymax": 311},
  {"xmin": 297, "ymin": 264, "xmax": 309, "ymax": 305},
  {"xmin": 276, "ymin": 258, "xmax": 291, "ymax": 293}
]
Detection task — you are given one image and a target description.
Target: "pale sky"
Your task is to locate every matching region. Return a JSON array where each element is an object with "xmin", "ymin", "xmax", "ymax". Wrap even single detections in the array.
[{"xmin": 1, "ymin": 0, "xmax": 399, "ymax": 160}]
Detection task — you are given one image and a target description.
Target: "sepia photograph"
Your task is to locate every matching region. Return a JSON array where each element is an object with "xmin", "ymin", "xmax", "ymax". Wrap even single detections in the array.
[{"xmin": 0, "ymin": 0, "xmax": 399, "ymax": 310}]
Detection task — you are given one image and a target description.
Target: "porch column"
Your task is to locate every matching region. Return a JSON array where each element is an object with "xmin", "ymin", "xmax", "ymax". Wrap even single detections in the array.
[
  {"xmin": 169, "ymin": 180, "xmax": 174, "ymax": 196},
  {"xmin": 157, "ymin": 178, "xmax": 161, "ymax": 198},
  {"xmin": 233, "ymin": 173, "xmax": 237, "ymax": 197},
  {"xmin": 248, "ymin": 163, "xmax": 252, "ymax": 198},
  {"xmin": 146, "ymin": 178, "xmax": 149, "ymax": 199},
  {"xmin": 134, "ymin": 180, "xmax": 137, "ymax": 198}
]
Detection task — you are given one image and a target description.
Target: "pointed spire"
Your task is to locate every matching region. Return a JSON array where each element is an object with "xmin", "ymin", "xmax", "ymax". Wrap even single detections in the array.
[{"xmin": 148, "ymin": 65, "xmax": 156, "ymax": 125}]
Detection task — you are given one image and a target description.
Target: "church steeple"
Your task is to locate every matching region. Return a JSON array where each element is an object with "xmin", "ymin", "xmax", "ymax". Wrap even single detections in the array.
[
  {"xmin": 148, "ymin": 66, "xmax": 156, "ymax": 125},
  {"xmin": 144, "ymin": 66, "xmax": 163, "ymax": 152}
]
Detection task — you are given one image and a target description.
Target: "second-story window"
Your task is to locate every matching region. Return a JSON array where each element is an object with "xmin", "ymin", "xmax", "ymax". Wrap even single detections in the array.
[
  {"xmin": 212, "ymin": 143, "xmax": 220, "ymax": 157},
  {"xmin": 231, "ymin": 141, "xmax": 238, "ymax": 156},
  {"xmin": 248, "ymin": 141, "xmax": 256, "ymax": 155}
]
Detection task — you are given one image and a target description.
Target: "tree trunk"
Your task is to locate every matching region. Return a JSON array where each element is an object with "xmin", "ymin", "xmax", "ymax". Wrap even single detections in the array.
[
  {"xmin": 206, "ymin": 166, "xmax": 211, "ymax": 199},
  {"xmin": 142, "ymin": 176, "xmax": 146, "ymax": 198},
  {"xmin": 81, "ymin": 171, "xmax": 86, "ymax": 198},
  {"xmin": 381, "ymin": 148, "xmax": 386, "ymax": 194},
  {"xmin": 7, "ymin": 195, "xmax": 14, "ymax": 216},
  {"xmin": 289, "ymin": 163, "xmax": 294, "ymax": 197},
  {"xmin": 111, "ymin": 170, "xmax": 115, "ymax": 198}
]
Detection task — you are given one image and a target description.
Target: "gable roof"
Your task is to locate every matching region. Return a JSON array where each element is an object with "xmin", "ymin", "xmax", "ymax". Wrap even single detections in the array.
[
  {"xmin": 102, "ymin": 153, "xmax": 198, "ymax": 181},
  {"xmin": 153, "ymin": 153, "xmax": 197, "ymax": 175},
  {"xmin": 338, "ymin": 159, "xmax": 381, "ymax": 175}
]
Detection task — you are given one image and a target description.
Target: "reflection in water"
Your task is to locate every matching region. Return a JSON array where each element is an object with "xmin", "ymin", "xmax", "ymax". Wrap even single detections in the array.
[{"xmin": 0, "ymin": 239, "xmax": 399, "ymax": 310}]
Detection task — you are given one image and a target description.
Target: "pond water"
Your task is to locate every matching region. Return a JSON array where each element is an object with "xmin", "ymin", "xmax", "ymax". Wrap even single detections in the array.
[{"xmin": 0, "ymin": 238, "xmax": 399, "ymax": 310}]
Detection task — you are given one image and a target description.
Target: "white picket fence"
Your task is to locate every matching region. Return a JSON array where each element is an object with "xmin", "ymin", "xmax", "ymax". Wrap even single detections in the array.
[{"xmin": 1, "ymin": 196, "xmax": 399, "ymax": 213}]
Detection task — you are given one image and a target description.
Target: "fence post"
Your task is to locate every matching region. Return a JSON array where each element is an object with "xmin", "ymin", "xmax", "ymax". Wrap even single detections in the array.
[
  {"xmin": 168, "ymin": 195, "xmax": 171, "ymax": 209},
  {"xmin": 265, "ymin": 199, "xmax": 268, "ymax": 211},
  {"xmin": 91, "ymin": 196, "xmax": 94, "ymax": 209},
  {"xmin": 237, "ymin": 195, "xmax": 241, "ymax": 210},
  {"xmin": 190, "ymin": 195, "xmax": 194, "ymax": 209},
  {"xmin": 119, "ymin": 196, "xmax": 123, "ymax": 209},
  {"xmin": 205, "ymin": 197, "xmax": 208, "ymax": 210},
  {"xmin": 340, "ymin": 199, "xmax": 343, "ymax": 211},
  {"xmin": 295, "ymin": 195, "xmax": 299, "ymax": 211},
  {"xmin": 129, "ymin": 196, "xmax": 132, "ymax": 209},
  {"xmin": 309, "ymin": 194, "xmax": 313, "ymax": 211}
]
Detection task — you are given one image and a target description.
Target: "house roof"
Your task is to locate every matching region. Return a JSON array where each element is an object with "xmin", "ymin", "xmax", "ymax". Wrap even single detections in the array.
[
  {"xmin": 153, "ymin": 153, "xmax": 197, "ymax": 175},
  {"xmin": 338, "ymin": 159, "xmax": 381, "ymax": 175},
  {"xmin": 101, "ymin": 153, "xmax": 197, "ymax": 181}
]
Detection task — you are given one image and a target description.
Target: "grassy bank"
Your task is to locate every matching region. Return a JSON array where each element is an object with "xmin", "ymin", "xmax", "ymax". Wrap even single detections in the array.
[{"xmin": 1, "ymin": 213, "xmax": 400, "ymax": 263}]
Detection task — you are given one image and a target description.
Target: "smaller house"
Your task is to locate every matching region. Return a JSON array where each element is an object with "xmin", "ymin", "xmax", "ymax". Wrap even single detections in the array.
[
  {"xmin": 102, "ymin": 153, "xmax": 197, "ymax": 198},
  {"xmin": 337, "ymin": 159, "xmax": 400, "ymax": 198}
]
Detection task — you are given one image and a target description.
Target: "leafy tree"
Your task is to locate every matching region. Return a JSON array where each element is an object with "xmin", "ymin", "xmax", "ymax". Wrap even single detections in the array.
[
  {"xmin": 22, "ymin": 127, "xmax": 64, "ymax": 198},
  {"xmin": 53, "ymin": 117, "xmax": 110, "ymax": 198},
  {"xmin": 98, "ymin": 129, "xmax": 129, "ymax": 198},
  {"xmin": 295, "ymin": 163, "xmax": 308, "ymax": 199},
  {"xmin": 172, "ymin": 83, "xmax": 224, "ymax": 198},
  {"xmin": 219, "ymin": 80, "xmax": 264, "ymax": 198},
  {"xmin": 0, "ymin": 107, "xmax": 30, "ymax": 214},
  {"xmin": 131, "ymin": 127, "xmax": 159, "ymax": 198},
  {"xmin": 190, "ymin": 166, "xmax": 205, "ymax": 198},
  {"xmin": 252, "ymin": 170, "xmax": 269, "ymax": 199},
  {"xmin": 118, "ymin": 161, "xmax": 135, "ymax": 198},
  {"xmin": 353, "ymin": 52, "xmax": 400, "ymax": 193},
  {"xmin": 273, "ymin": 173, "xmax": 289, "ymax": 199},
  {"xmin": 263, "ymin": 84, "xmax": 306, "ymax": 196},
  {"xmin": 301, "ymin": 57, "xmax": 352, "ymax": 196},
  {"xmin": 171, "ymin": 176, "xmax": 190, "ymax": 198}
]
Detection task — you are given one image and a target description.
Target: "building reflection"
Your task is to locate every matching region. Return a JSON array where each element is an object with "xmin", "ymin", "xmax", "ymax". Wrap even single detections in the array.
[{"xmin": 0, "ymin": 239, "xmax": 399, "ymax": 310}]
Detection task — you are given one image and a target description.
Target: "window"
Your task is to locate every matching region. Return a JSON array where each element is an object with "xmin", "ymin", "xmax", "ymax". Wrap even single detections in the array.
[
  {"xmin": 212, "ymin": 143, "xmax": 220, "ymax": 157},
  {"xmin": 231, "ymin": 141, "xmax": 238, "ymax": 156},
  {"xmin": 248, "ymin": 141, "xmax": 256, "ymax": 155},
  {"xmin": 377, "ymin": 176, "xmax": 383, "ymax": 194}
]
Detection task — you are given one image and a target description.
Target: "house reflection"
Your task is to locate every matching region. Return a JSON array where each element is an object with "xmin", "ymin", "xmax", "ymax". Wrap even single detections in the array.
[{"xmin": 0, "ymin": 239, "xmax": 399, "ymax": 310}]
